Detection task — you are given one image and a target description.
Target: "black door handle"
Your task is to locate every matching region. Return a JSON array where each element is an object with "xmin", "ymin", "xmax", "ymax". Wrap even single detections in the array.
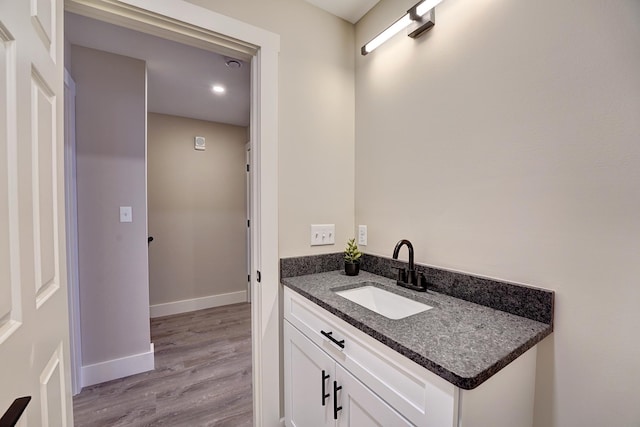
[
  {"xmin": 321, "ymin": 370, "xmax": 330, "ymax": 406},
  {"xmin": 320, "ymin": 330, "xmax": 345, "ymax": 349},
  {"xmin": 333, "ymin": 381, "xmax": 342, "ymax": 420},
  {"xmin": 0, "ymin": 397, "xmax": 31, "ymax": 427}
]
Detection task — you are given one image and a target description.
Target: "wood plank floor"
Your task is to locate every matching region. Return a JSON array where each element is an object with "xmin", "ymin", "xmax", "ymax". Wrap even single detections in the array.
[{"xmin": 73, "ymin": 303, "xmax": 252, "ymax": 426}]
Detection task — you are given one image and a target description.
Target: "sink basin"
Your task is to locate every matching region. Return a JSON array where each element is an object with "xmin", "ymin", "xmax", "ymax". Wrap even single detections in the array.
[{"xmin": 335, "ymin": 285, "xmax": 432, "ymax": 320}]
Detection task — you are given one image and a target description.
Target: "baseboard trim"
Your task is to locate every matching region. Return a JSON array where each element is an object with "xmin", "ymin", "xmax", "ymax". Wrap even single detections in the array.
[
  {"xmin": 81, "ymin": 343, "xmax": 155, "ymax": 388},
  {"xmin": 150, "ymin": 290, "xmax": 248, "ymax": 318}
]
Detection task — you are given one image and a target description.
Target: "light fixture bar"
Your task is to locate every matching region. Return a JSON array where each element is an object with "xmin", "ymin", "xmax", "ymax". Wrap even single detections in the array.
[
  {"xmin": 415, "ymin": 0, "xmax": 443, "ymax": 17},
  {"xmin": 407, "ymin": 7, "xmax": 436, "ymax": 39},
  {"xmin": 361, "ymin": 0, "xmax": 443, "ymax": 56},
  {"xmin": 361, "ymin": 14, "xmax": 412, "ymax": 55}
]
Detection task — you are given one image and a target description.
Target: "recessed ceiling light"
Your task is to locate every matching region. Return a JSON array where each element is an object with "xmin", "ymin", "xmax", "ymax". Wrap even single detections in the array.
[{"xmin": 212, "ymin": 85, "xmax": 226, "ymax": 94}]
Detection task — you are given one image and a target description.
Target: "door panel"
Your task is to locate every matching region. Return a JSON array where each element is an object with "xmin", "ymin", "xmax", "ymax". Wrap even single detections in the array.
[
  {"xmin": 31, "ymin": 67, "xmax": 59, "ymax": 307},
  {"xmin": 39, "ymin": 344, "xmax": 67, "ymax": 426},
  {"xmin": 31, "ymin": 0, "xmax": 56, "ymax": 60},
  {"xmin": 284, "ymin": 321, "xmax": 334, "ymax": 427},
  {"xmin": 0, "ymin": 0, "xmax": 71, "ymax": 425},
  {"xmin": 0, "ymin": 21, "xmax": 17, "ymax": 338},
  {"xmin": 335, "ymin": 365, "xmax": 412, "ymax": 427}
]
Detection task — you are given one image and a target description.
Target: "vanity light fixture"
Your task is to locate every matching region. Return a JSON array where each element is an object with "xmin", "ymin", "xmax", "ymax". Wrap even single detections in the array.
[{"xmin": 361, "ymin": 0, "xmax": 443, "ymax": 56}]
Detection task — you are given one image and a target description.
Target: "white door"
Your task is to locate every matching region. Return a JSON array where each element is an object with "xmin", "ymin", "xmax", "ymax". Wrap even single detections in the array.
[
  {"xmin": 0, "ymin": 0, "xmax": 72, "ymax": 425},
  {"xmin": 335, "ymin": 365, "xmax": 413, "ymax": 427},
  {"xmin": 284, "ymin": 322, "xmax": 335, "ymax": 427}
]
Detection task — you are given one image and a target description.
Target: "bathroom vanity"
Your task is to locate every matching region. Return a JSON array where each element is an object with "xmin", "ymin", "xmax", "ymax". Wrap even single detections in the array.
[{"xmin": 281, "ymin": 267, "xmax": 553, "ymax": 427}]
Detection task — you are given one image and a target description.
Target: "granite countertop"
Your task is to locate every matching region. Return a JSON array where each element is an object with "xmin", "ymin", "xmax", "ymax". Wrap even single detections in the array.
[{"xmin": 281, "ymin": 270, "xmax": 552, "ymax": 390}]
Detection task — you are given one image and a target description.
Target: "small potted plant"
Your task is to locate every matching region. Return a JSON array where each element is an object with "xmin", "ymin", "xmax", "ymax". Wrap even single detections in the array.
[{"xmin": 344, "ymin": 238, "xmax": 362, "ymax": 276}]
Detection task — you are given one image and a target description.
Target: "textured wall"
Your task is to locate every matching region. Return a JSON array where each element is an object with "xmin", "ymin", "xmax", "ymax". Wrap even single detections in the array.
[
  {"xmin": 147, "ymin": 113, "xmax": 248, "ymax": 305},
  {"xmin": 72, "ymin": 45, "xmax": 151, "ymax": 365},
  {"xmin": 355, "ymin": 1, "xmax": 640, "ymax": 425},
  {"xmin": 185, "ymin": 0, "xmax": 356, "ymax": 257}
]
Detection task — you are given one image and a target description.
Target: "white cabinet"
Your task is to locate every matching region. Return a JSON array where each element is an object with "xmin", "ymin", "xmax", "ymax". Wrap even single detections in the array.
[
  {"xmin": 283, "ymin": 287, "xmax": 538, "ymax": 427},
  {"xmin": 284, "ymin": 321, "xmax": 334, "ymax": 427},
  {"xmin": 284, "ymin": 322, "xmax": 412, "ymax": 427},
  {"xmin": 335, "ymin": 364, "xmax": 413, "ymax": 427}
]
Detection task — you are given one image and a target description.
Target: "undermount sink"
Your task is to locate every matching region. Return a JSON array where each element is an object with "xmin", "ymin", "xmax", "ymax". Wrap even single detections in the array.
[{"xmin": 335, "ymin": 284, "xmax": 433, "ymax": 320}]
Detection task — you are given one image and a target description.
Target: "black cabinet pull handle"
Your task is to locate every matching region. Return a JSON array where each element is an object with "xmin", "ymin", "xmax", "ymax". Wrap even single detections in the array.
[
  {"xmin": 0, "ymin": 396, "xmax": 31, "ymax": 427},
  {"xmin": 333, "ymin": 381, "xmax": 342, "ymax": 420},
  {"xmin": 321, "ymin": 370, "xmax": 330, "ymax": 406},
  {"xmin": 320, "ymin": 330, "xmax": 345, "ymax": 349}
]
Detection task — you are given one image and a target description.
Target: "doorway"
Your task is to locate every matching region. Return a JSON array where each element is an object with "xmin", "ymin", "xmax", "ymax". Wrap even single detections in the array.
[{"xmin": 63, "ymin": 1, "xmax": 280, "ymax": 425}]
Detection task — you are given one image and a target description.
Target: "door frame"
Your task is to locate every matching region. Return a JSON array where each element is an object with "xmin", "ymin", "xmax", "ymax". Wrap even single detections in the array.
[
  {"xmin": 64, "ymin": 1, "xmax": 281, "ymax": 425},
  {"xmin": 63, "ymin": 68, "xmax": 82, "ymax": 396},
  {"xmin": 246, "ymin": 141, "xmax": 251, "ymax": 303}
]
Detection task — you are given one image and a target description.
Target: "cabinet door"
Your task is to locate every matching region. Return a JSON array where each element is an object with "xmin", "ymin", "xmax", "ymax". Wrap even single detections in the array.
[
  {"xmin": 335, "ymin": 365, "xmax": 413, "ymax": 427},
  {"xmin": 284, "ymin": 321, "xmax": 335, "ymax": 427}
]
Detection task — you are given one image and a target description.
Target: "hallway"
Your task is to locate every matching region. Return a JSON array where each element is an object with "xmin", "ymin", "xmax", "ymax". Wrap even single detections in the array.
[{"xmin": 73, "ymin": 303, "xmax": 252, "ymax": 426}]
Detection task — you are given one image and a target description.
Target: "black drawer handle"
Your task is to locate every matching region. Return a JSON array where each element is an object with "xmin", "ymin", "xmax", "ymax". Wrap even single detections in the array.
[
  {"xmin": 333, "ymin": 381, "xmax": 342, "ymax": 420},
  {"xmin": 321, "ymin": 370, "xmax": 330, "ymax": 406},
  {"xmin": 320, "ymin": 330, "xmax": 345, "ymax": 349}
]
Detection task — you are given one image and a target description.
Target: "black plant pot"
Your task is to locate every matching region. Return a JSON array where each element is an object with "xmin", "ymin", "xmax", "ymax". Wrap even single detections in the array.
[{"xmin": 344, "ymin": 261, "xmax": 360, "ymax": 276}]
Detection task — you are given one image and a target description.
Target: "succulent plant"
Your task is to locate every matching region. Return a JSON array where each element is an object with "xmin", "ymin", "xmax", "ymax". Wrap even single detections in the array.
[{"xmin": 344, "ymin": 238, "xmax": 362, "ymax": 263}]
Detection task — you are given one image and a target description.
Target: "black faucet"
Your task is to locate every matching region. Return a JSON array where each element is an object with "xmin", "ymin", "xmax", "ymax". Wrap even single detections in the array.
[{"xmin": 392, "ymin": 239, "xmax": 428, "ymax": 292}]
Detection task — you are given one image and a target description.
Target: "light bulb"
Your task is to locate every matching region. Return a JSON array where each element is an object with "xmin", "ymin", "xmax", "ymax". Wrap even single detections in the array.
[
  {"xmin": 363, "ymin": 14, "xmax": 412, "ymax": 54},
  {"xmin": 416, "ymin": 0, "xmax": 444, "ymax": 17}
]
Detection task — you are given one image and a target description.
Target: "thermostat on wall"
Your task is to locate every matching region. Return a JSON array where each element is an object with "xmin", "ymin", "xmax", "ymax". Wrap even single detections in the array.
[{"xmin": 194, "ymin": 136, "xmax": 206, "ymax": 151}]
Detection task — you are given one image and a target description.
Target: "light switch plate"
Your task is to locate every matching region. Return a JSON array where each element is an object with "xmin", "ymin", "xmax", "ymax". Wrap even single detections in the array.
[
  {"xmin": 358, "ymin": 225, "xmax": 367, "ymax": 245},
  {"xmin": 310, "ymin": 224, "xmax": 335, "ymax": 246},
  {"xmin": 120, "ymin": 206, "xmax": 132, "ymax": 223}
]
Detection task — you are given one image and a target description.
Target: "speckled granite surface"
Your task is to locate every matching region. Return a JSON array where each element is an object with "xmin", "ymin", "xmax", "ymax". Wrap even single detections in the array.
[
  {"xmin": 281, "ymin": 253, "xmax": 554, "ymax": 325},
  {"xmin": 281, "ymin": 270, "xmax": 553, "ymax": 390},
  {"xmin": 361, "ymin": 254, "xmax": 554, "ymax": 325},
  {"xmin": 280, "ymin": 253, "xmax": 344, "ymax": 278}
]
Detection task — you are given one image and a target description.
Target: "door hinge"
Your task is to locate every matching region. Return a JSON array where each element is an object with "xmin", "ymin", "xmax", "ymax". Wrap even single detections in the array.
[{"xmin": 257, "ymin": 271, "xmax": 261, "ymax": 283}]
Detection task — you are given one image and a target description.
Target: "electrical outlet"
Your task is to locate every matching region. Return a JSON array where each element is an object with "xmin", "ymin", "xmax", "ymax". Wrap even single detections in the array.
[
  {"xmin": 358, "ymin": 225, "xmax": 367, "ymax": 245},
  {"xmin": 310, "ymin": 224, "xmax": 335, "ymax": 246}
]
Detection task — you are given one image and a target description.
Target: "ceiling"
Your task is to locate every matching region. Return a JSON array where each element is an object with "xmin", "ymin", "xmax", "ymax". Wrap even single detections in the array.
[
  {"xmin": 65, "ymin": 12, "xmax": 251, "ymax": 127},
  {"xmin": 65, "ymin": 2, "xmax": 380, "ymax": 126},
  {"xmin": 304, "ymin": 0, "xmax": 380, "ymax": 23}
]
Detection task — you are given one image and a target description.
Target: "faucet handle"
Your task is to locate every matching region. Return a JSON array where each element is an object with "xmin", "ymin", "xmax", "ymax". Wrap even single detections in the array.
[
  {"xmin": 416, "ymin": 272, "xmax": 429, "ymax": 292},
  {"xmin": 391, "ymin": 266, "xmax": 406, "ymax": 283}
]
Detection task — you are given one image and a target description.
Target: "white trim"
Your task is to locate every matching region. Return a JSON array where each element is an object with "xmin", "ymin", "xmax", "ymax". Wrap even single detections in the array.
[
  {"xmin": 245, "ymin": 141, "xmax": 251, "ymax": 303},
  {"xmin": 81, "ymin": 343, "xmax": 155, "ymax": 388},
  {"xmin": 120, "ymin": 0, "xmax": 279, "ymax": 51},
  {"xmin": 63, "ymin": 68, "xmax": 82, "ymax": 395},
  {"xmin": 150, "ymin": 291, "xmax": 248, "ymax": 318},
  {"xmin": 64, "ymin": 2, "xmax": 280, "ymax": 424}
]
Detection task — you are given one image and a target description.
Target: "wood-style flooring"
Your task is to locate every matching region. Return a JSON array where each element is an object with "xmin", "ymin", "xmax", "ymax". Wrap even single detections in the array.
[{"xmin": 73, "ymin": 303, "xmax": 252, "ymax": 426}]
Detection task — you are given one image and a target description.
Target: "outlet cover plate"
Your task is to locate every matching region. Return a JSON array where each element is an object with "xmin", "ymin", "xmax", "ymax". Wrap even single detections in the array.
[{"xmin": 358, "ymin": 225, "xmax": 367, "ymax": 245}]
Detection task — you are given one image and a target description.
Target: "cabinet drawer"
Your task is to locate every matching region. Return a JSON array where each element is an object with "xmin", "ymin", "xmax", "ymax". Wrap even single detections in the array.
[{"xmin": 284, "ymin": 287, "xmax": 458, "ymax": 427}]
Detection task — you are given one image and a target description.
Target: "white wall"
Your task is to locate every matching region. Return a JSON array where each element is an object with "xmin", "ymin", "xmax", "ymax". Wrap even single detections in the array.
[
  {"xmin": 185, "ymin": 0, "xmax": 356, "ymax": 257},
  {"xmin": 147, "ymin": 113, "xmax": 248, "ymax": 306},
  {"xmin": 71, "ymin": 46, "xmax": 152, "ymax": 367},
  {"xmin": 355, "ymin": 1, "xmax": 640, "ymax": 426}
]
